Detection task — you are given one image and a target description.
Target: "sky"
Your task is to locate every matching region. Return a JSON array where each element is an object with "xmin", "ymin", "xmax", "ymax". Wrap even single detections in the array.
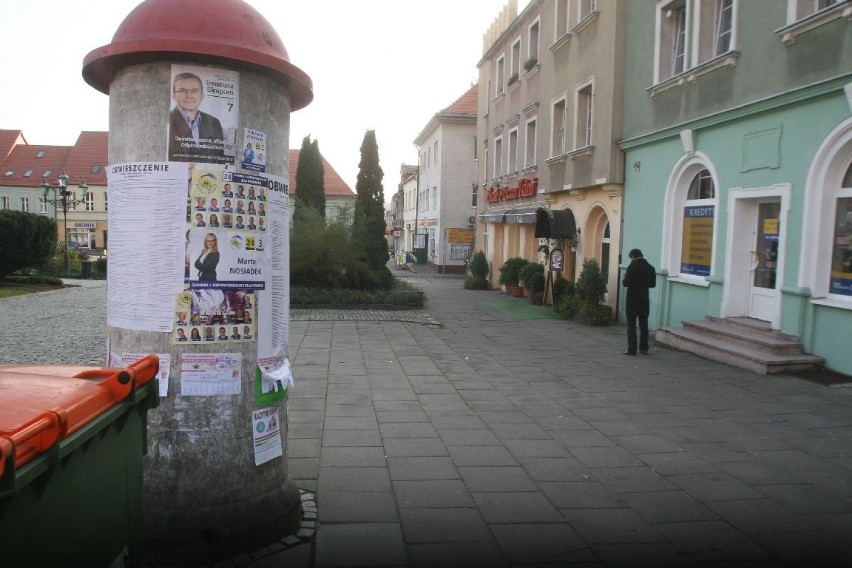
[{"xmin": 0, "ymin": 0, "xmax": 526, "ymax": 205}]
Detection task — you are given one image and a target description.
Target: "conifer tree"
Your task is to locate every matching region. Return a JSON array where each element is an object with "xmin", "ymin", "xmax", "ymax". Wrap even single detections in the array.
[
  {"xmin": 294, "ymin": 135, "xmax": 325, "ymax": 218},
  {"xmin": 351, "ymin": 130, "xmax": 391, "ymax": 288}
]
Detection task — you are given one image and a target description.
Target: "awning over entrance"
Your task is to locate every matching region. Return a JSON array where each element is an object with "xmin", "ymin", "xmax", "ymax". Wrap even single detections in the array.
[
  {"xmin": 480, "ymin": 210, "xmax": 507, "ymax": 223},
  {"xmin": 535, "ymin": 208, "xmax": 577, "ymax": 239},
  {"xmin": 504, "ymin": 208, "xmax": 538, "ymax": 224}
]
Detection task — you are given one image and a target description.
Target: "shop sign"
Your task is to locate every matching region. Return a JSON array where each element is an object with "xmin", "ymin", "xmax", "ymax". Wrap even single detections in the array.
[{"xmin": 486, "ymin": 178, "xmax": 538, "ymax": 203}]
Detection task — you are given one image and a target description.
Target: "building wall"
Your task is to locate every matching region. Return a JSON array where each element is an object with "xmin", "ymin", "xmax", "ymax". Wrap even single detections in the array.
[
  {"xmin": 477, "ymin": 0, "xmax": 627, "ymax": 308},
  {"xmin": 620, "ymin": 0, "xmax": 852, "ymax": 373}
]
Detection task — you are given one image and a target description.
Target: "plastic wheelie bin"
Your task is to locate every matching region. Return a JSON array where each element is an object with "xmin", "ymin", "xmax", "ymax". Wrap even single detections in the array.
[{"xmin": 0, "ymin": 355, "xmax": 159, "ymax": 568}]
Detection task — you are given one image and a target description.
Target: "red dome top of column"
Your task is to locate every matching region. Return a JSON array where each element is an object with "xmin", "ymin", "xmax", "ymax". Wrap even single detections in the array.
[{"xmin": 82, "ymin": 0, "xmax": 313, "ymax": 110}]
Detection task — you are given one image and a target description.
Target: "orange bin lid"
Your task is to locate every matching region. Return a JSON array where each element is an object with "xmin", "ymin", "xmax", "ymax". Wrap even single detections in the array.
[{"xmin": 0, "ymin": 355, "xmax": 158, "ymax": 476}]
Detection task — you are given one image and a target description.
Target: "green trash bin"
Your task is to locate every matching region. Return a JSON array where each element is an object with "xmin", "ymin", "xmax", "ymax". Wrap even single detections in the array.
[{"xmin": 0, "ymin": 355, "xmax": 159, "ymax": 568}]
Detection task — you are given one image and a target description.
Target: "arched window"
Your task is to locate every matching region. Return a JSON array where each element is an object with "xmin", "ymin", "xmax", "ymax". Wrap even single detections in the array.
[
  {"xmin": 681, "ymin": 169, "xmax": 715, "ymax": 276},
  {"xmin": 801, "ymin": 117, "xmax": 852, "ymax": 305},
  {"xmin": 661, "ymin": 155, "xmax": 719, "ymax": 282},
  {"xmin": 830, "ymin": 162, "xmax": 852, "ymax": 296}
]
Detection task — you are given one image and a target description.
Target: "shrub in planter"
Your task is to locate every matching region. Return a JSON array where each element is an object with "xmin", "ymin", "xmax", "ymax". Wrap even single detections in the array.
[
  {"xmin": 469, "ymin": 250, "xmax": 489, "ymax": 279},
  {"xmin": 498, "ymin": 257, "xmax": 529, "ymax": 287},
  {"xmin": 519, "ymin": 262, "xmax": 544, "ymax": 290},
  {"xmin": 528, "ymin": 271, "xmax": 546, "ymax": 304},
  {"xmin": 464, "ymin": 275, "xmax": 488, "ymax": 290},
  {"xmin": 556, "ymin": 295, "xmax": 583, "ymax": 319},
  {"xmin": 576, "ymin": 258, "xmax": 607, "ymax": 306},
  {"xmin": 552, "ymin": 275, "xmax": 574, "ymax": 304},
  {"xmin": 579, "ymin": 303, "xmax": 613, "ymax": 326}
]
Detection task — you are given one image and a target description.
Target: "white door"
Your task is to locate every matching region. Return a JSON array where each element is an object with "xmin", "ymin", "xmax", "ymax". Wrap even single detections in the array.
[{"xmin": 748, "ymin": 200, "xmax": 781, "ymax": 322}]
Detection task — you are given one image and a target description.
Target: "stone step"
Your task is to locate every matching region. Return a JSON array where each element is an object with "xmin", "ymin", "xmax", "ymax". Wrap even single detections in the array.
[
  {"xmin": 655, "ymin": 325, "xmax": 824, "ymax": 375},
  {"xmin": 683, "ymin": 318, "xmax": 803, "ymax": 356}
]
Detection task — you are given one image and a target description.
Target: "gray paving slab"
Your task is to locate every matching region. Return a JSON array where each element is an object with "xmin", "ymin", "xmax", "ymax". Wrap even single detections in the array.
[{"xmin": 7, "ymin": 268, "xmax": 852, "ymax": 567}]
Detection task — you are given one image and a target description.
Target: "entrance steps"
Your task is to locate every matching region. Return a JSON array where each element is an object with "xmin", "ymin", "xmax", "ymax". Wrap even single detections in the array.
[{"xmin": 655, "ymin": 316, "xmax": 824, "ymax": 375}]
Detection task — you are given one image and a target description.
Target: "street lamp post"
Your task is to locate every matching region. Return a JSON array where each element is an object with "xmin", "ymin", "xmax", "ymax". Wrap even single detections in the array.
[{"xmin": 41, "ymin": 172, "xmax": 88, "ymax": 276}]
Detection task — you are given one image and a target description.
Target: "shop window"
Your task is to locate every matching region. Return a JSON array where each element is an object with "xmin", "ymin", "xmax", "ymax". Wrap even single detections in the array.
[
  {"xmin": 662, "ymin": 157, "xmax": 719, "ymax": 282},
  {"xmin": 829, "ymin": 163, "xmax": 852, "ymax": 296}
]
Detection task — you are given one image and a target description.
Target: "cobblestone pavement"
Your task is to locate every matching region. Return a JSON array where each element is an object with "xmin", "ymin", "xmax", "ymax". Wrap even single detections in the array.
[
  {"xmin": 0, "ymin": 279, "xmax": 108, "ymax": 365},
  {"xmin": 0, "ymin": 278, "xmax": 439, "ymax": 366}
]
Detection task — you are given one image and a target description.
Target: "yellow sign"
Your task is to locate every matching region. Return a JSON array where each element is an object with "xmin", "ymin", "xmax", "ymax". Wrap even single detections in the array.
[
  {"xmin": 763, "ymin": 218, "xmax": 779, "ymax": 235},
  {"xmin": 447, "ymin": 228, "xmax": 473, "ymax": 245}
]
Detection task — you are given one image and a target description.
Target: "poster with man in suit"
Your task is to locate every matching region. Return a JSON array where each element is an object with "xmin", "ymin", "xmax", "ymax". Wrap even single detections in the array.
[{"xmin": 168, "ymin": 65, "xmax": 239, "ymax": 165}]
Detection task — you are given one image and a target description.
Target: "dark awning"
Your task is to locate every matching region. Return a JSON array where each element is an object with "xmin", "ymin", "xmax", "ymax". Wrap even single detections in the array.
[
  {"xmin": 480, "ymin": 210, "xmax": 507, "ymax": 223},
  {"xmin": 535, "ymin": 208, "xmax": 577, "ymax": 239},
  {"xmin": 504, "ymin": 208, "xmax": 538, "ymax": 224}
]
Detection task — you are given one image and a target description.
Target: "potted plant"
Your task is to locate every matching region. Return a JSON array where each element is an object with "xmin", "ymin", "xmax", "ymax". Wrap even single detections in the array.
[
  {"xmin": 523, "ymin": 57, "xmax": 538, "ymax": 73},
  {"xmin": 528, "ymin": 270, "xmax": 546, "ymax": 305},
  {"xmin": 464, "ymin": 250, "xmax": 490, "ymax": 290},
  {"xmin": 507, "ymin": 72, "xmax": 519, "ymax": 87},
  {"xmin": 575, "ymin": 258, "xmax": 612, "ymax": 325},
  {"xmin": 499, "ymin": 257, "xmax": 528, "ymax": 294},
  {"xmin": 519, "ymin": 262, "xmax": 544, "ymax": 298}
]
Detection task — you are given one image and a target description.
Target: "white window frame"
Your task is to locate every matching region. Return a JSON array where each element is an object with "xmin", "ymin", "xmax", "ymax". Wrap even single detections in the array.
[
  {"xmin": 661, "ymin": 152, "xmax": 720, "ymax": 285},
  {"xmin": 550, "ymin": 96, "xmax": 568, "ymax": 158},
  {"xmin": 654, "ymin": 0, "xmax": 740, "ymax": 87},
  {"xmin": 508, "ymin": 127, "xmax": 519, "ymax": 174},
  {"xmin": 496, "ymin": 54, "xmax": 506, "ymax": 96},
  {"xmin": 800, "ymin": 116, "xmax": 852, "ymax": 308},
  {"xmin": 85, "ymin": 192, "xmax": 95, "ymax": 212},
  {"xmin": 555, "ymin": 0, "xmax": 570, "ymax": 41},
  {"xmin": 527, "ymin": 18, "xmax": 540, "ymax": 64},
  {"xmin": 494, "ymin": 136, "xmax": 504, "ymax": 178},
  {"xmin": 39, "ymin": 197, "xmax": 47, "ymax": 214},
  {"xmin": 574, "ymin": 80, "xmax": 594, "ymax": 150},
  {"xmin": 525, "ymin": 117, "xmax": 538, "ymax": 168},
  {"xmin": 433, "ymin": 141, "xmax": 439, "ymax": 166},
  {"xmin": 20, "ymin": 197, "xmax": 29, "ymax": 212},
  {"xmin": 510, "ymin": 37, "xmax": 522, "ymax": 84},
  {"xmin": 577, "ymin": 0, "xmax": 598, "ymax": 23},
  {"xmin": 1, "ymin": 196, "xmax": 10, "ymax": 210}
]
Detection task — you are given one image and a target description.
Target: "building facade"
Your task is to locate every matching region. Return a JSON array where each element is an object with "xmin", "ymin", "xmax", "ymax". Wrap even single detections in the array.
[
  {"xmin": 413, "ymin": 85, "xmax": 479, "ymax": 272},
  {"xmin": 0, "ymin": 130, "xmax": 108, "ymax": 252},
  {"xmin": 476, "ymin": 0, "xmax": 627, "ymax": 309},
  {"xmin": 619, "ymin": 0, "xmax": 852, "ymax": 373}
]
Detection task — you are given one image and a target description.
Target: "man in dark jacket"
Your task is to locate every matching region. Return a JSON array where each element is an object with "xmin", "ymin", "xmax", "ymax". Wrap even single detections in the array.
[{"xmin": 622, "ymin": 248, "xmax": 656, "ymax": 355}]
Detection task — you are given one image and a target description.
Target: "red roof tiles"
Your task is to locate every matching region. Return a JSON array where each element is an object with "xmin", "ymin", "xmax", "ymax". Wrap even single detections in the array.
[{"xmin": 289, "ymin": 149, "xmax": 355, "ymax": 199}]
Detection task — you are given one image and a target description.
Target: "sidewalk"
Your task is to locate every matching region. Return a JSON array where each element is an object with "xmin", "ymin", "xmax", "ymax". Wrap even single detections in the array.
[{"xmin": 247, "ymin": 271, "xmax": 852, "ymax": 567}]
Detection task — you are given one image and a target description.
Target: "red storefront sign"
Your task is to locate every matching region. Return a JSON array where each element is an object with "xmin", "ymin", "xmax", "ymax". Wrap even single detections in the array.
[{"xmin": 486, "ymin": 178, "xmax": 538, "ymax": 203}]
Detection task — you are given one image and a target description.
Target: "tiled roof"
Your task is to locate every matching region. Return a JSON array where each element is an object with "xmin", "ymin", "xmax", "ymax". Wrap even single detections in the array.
[
  {"xmin": 63, "ymin": 131, "xmax": 109, "ymax": 187},
  {"xmin": 0, "ymin": 130, "xmax": 25, "ymax": 163},
  {"xmin": 0, "ymin": 129, "xmax": 352, "ymax": 200},
  {"xmin": 414, "ymin": 84, "xmax": 479, "ymax": 145},
  {"xmin": 289, "ymin": 149, "xmax": 355, "ymax": 199},
  {"xmin": 440, "ymin": 83, "xmax": 478, "ymax": 116},
  {"xmin": 1, "ymin": 144, "xmax": 73, "ymax": 188}
]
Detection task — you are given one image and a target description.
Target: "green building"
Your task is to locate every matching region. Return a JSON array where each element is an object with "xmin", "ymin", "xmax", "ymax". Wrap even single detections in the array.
[{"xmin": 619, "ymin": 0, "xmax": 852, "ymax": 374}]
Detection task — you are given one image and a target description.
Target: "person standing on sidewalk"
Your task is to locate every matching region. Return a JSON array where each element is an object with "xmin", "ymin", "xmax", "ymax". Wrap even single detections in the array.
[{"xmin": 622, "ymin": 248, "xmax": 656, "ymax": 355}]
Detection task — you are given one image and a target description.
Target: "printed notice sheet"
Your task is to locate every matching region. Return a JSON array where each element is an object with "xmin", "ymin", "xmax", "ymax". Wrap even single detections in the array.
[
  {"xmin": 252, "ymin": 406, "xmax": 283, "ymax": 466},
  {"xmin": 121, "ymin": 352, "xmax": 171, "ymax": 397},
  {"xmin": 257, "ymin": 172, "xmax": 289, "ymax": 360},
  {"xmin": 106, "ymin": 162, "xmax": 189, "ymax": 332},
  {"xmin": 180, "ymin": 352, "xmax": 242, "ymax": 396}
]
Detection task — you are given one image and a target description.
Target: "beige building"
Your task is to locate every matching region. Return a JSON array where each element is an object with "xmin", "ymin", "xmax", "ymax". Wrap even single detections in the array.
[{"xmin": 476, "ymin": 0, "xmax": 626, "ymax": 309}]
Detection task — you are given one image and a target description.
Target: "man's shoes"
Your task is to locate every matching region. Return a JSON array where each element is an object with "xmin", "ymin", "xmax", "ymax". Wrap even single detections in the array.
[
  {"xmin": 622, "ymin": 350, "xmax": 636, "ymax": 356},
  {"xmin": 639, "ymin": 350, "xmax": 649, "ymax": 355}
]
